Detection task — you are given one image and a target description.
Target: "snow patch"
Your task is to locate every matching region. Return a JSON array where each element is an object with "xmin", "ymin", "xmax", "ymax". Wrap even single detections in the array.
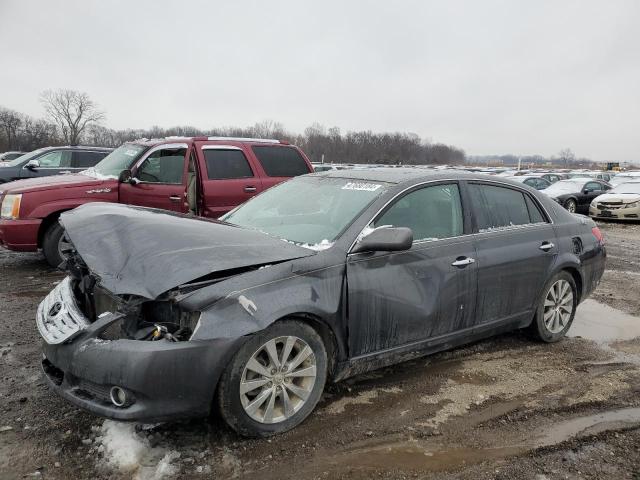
[{"xmin": 98, "ymin": 420, "xmax": 180, "ymax": 479}]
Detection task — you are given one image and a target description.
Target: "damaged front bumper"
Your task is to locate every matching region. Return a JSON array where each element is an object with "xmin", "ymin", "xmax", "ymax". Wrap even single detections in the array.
[{"xmin": 38, "ymin": 278, "xmax": 245, "ymax": 422}]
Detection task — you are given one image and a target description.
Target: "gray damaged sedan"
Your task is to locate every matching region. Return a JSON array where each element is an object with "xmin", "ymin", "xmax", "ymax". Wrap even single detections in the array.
[{"xmin": 38, "ymin": 169, "xmax": 606, "ymax": 437}]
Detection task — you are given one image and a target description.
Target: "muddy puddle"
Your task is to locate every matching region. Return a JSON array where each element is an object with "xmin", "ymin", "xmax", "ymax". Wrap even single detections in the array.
[
  {"xmin": 322, "ymin": 407, "xmax": 640, "ymax": 473},
  {"xmin": 570, "ymin": 299, "xmax": 640, "ymax": 342}
]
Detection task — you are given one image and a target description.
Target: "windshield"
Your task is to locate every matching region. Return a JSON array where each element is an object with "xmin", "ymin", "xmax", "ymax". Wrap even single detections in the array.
[
  {"xmin": 4, "ymin": 148, "xmax": 47, "ymax": 167},
  {"xmin": 610, "ymin": 183, "xmax": 640, "ymax": 194},
  {"xmin": 83, "ymin": 144, "xmax": 147, "ymax": 179},
  {"xmin": 544, "ymin": 180, "xmax": 586, "ymax": 196},
  {"xmin": 221, "ymin": 176, "xmax": 389, "ymax": 249}
]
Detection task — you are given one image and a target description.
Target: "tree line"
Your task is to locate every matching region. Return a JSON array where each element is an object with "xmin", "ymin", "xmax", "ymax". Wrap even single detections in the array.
[{"xmin": 0, "ymin": 89, "xmax": 466, "ymax": 165}]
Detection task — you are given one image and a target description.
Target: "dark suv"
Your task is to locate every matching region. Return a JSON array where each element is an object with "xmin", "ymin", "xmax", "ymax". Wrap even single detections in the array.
[{"xmin": 0, "ymin": 146, "xmax": 112, "ymax": 184}]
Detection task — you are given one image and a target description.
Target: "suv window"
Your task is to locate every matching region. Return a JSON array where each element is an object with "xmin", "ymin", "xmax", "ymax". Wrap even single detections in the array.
[
  {"xmin": 252, "ymin": 146, "xmax": 309, "ymax": 177},
  {"xmin": 37, "ymin": 150, "xmax": 72, "ymax": 168},
  {"xmin": 374, "ymin": 183, "xmax": 463, "ymax": 241},
  {"xmin": 74, "ymin": 151, "xmax": 108, "ymax": 168},
  {"xmin": 469, "ymin": 184, "xmax": 537, "ymax": 231},
  {"xmin": 136, "ymin": 148, "xmax": 186, "ymax": 184},
  {"xmin": 203, "ymin": 149, "xmax": 254, "ymax": 179}
]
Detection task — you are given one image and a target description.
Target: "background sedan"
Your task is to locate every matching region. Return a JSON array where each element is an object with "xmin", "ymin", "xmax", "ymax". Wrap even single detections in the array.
[
  {"xmin": 542, "ymin": 178, "xmax": 612, "ymax": 213},
  {"xmin": 590, "ymin": 180, "xmax": 640, "ymax": 221}
]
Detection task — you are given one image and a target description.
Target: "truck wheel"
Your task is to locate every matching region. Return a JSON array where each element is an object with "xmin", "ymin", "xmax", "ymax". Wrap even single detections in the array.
[
  {"xmin": 42, "ymin": 222, "xmax": 71, "ymax": 268},
  {"xmin": 529, "ymin": 271, "xmax": 577, "ymax": 343},
  {"xmin": 217, "ymin": 320, "xmax": 328, "ymax": 437}
]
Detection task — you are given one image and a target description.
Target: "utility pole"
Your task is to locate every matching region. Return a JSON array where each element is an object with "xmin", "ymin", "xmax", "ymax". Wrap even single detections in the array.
[{"xmin": 321, "ymin": 154, "xmax": 325, "ymax": 164}]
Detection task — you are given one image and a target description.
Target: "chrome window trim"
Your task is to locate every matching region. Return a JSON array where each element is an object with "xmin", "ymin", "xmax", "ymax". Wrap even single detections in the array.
[{"xmin": 348, "ymin": 177, "xmax": 554, "ymax": 254}]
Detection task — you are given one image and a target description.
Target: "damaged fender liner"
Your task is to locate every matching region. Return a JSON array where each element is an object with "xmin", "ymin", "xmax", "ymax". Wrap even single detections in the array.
[{"xmin": 60, "ymin": 203, "xmax": 315, "ymax": 299}]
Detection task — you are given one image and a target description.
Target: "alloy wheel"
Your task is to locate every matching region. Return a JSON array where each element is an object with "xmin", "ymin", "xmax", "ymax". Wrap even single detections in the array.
[
  {"xmin": 566, "ymin": 200, "xmax": 576, "ymax": 213},
  {"xmin": 240, "ymin": 336, "xmax": 317, "ymax": 424},
  {"xmin": 543, "ymin": 279, "xmax": 574, "ymax": 333}
]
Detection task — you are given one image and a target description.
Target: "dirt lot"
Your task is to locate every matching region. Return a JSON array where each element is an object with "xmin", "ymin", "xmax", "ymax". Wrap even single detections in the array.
[{"xmin": 1, "ymin": 221, "xmax": 640, "ymax": 480}]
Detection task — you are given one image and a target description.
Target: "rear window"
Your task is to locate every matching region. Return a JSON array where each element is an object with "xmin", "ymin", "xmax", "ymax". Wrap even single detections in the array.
[
  {"xmin": 203, "ymin": 149, "xmax": 254, "ymax": 179},
  {"xmin": 75, "ymin": 151, "xmax": 108, "ymax": 168},
  {"xmin": 469, "ymin": 184, "xmax": 542, "ymax": 232},
  {"xmin": 252, "ymin": 146, "xmax": 309, "ymax": 177}
]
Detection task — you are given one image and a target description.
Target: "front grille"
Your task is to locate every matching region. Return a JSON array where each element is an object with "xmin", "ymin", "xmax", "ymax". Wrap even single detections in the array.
[
  {"xmin": 36, "ymin": 277, "xmax": 90, "ymax": 344},
  {"xmin": 596, "ymin": 202, "xmax": 623, "ymax": 210}
]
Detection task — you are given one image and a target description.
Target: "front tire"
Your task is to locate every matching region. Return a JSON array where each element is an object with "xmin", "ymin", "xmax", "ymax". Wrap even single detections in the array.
[
  {"xmin": 42, "ymin": 222, "xmax": 72, "ymax": 268},
  {"xmin": 217, "ymin": 320, "xmax": 328, "ymax": 437},
  {"xmin": 529, "ymin": 271, "xmax": 577, "ymax": 342}
]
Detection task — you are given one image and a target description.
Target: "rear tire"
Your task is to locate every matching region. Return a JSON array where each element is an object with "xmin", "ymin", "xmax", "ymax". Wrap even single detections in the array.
[
  {"xmin": 564, "ymin": 199, "xmax": 577, "ymax": 213},
  {"xmin": 217, "ymin": 320, "xmax": 328, "ymax": 437},
  {"xmin": 42, "ymin": 222, "xmax": 70, "ymax": 268},
  {"xmin": 529, "ymin": 271, "xmax": 577, "ymax": 343}
]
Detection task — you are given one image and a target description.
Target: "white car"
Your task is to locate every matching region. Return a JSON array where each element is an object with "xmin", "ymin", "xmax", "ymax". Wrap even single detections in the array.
[{"xmin": 589, "ymin": 180, "xmax": 640, "ymax": 221}]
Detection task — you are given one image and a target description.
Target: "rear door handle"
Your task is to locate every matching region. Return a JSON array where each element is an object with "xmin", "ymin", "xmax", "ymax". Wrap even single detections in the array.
[
  {"xmin": 244, "ymin": 186, "xmax": 257, "ymax": 193},
  {"xmin": 169, "ymin": 195, "xmax": 181, "ymax": 202},
  {"xmin": 451, "ymin": 256, "xmax": 476, "ymax": 267},
  {"xmin": 539, "ymin": 241, "xmax": 555, "ymax": 252}
]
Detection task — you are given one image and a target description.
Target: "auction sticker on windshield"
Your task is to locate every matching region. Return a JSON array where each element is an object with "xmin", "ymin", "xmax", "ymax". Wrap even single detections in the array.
[{"xmin": 342, "ymin": 182, "xmax": 383, "ymax": 191}]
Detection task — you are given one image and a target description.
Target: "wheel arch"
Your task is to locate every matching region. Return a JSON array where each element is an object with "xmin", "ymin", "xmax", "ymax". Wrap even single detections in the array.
[{"xmin": 37, "ymin": 210, "xmax": 70, "ymax": 247}]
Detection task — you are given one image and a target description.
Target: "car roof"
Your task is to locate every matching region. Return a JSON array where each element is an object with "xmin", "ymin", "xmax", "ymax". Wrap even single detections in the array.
[{"xmin": 310, "ymin": 167, "xmax": 523, "ymax": 186}]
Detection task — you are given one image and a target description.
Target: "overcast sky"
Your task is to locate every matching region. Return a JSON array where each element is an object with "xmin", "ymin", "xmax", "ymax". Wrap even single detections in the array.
[{"xmin": 1, "ymin": 0, "xmax": 639, "ymax": 161}]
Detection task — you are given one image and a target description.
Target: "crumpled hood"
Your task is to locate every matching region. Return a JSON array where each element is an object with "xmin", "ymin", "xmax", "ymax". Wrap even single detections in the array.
[
  {"xmin": 60, "ymin": 203, "xmax": 315, "ymax": 299},
  {"xmin": 593, "ymin": 193, "xmax": 640, "ymax": 204},
  {"xmin": 0, "ymin": 173, "xmax": 111, "ymax": 194}
]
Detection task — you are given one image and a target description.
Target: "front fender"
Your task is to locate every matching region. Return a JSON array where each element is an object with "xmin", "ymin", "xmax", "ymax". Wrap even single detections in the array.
[{"xmin": 190, "ymin": 262, "xmax": 348, "ymax": 361}]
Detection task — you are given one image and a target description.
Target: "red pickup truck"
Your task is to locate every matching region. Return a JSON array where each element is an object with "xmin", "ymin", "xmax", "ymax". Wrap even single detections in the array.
[{"xmin": 0, "ymin": 137, "xmax": 313, "ymax": 266}]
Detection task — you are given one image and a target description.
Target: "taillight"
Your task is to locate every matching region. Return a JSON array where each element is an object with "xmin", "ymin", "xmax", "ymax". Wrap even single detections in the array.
[{"xmin": 592, "ymin": 226, "xmax": 605, "ymax": 246}]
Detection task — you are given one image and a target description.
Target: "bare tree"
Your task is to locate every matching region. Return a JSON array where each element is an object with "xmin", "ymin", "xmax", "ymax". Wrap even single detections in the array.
[
  {"xmin": 0, "ymin": 108, "xmax": 23, "ymax": 149},
  {"xmin": 40, "ymin": 89, "xmax": 105, "ymax": 145},
  {"xmin": 558, "ymin": 148, "xmax": 576, "ymax": 167}
]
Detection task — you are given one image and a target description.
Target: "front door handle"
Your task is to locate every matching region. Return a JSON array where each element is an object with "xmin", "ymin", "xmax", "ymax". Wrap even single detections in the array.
[
  {"xmin": 244, "ymin": 186, "xmax": 257, "ymax": 193},
  {"xmin": 539, "ymin": 241, "xmax": 555, "ymax": 252},
  {"xmin": 451, "ymin": 256, "xmax": 476, "ymax": 267},
  {"xmin": 169, "ymin": 195, "xmax": 181, "ymax": 202}
]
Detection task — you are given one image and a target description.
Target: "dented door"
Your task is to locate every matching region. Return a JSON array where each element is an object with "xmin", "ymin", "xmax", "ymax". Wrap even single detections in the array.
[{"xmin": 346, "ymin": 237, "xmax": 478, "ymax": 357}]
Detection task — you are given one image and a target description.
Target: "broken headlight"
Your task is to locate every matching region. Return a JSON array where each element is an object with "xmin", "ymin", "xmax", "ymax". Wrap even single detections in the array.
[{"xmin": 99, "ymin": 301, "xmax": 201, "ymax": 342}]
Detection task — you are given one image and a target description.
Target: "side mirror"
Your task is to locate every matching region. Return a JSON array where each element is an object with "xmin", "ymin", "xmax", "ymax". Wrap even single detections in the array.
[
  {"xmin": 583, "ymin": 189, "xmax": 591, "ymax": 194},
  {"xmin": 118, "ymin": 169, "xmax": 140, "ymax": 184},
  {"xmin": 25, "ymin": 159, "xmax": 40, "ymax": 170},
  {"xmin": 118, "ymin": 169, "xmax": 131, "ymax": 183},
  {"xmin": 351, "ymin": 227, "xmax": 413, "ymax": 254}
]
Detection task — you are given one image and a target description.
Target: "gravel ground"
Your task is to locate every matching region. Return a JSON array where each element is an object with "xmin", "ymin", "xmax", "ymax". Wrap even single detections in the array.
[{"xmin": 1, "ymin": 220, "xmax": 639, "ymax": 480}]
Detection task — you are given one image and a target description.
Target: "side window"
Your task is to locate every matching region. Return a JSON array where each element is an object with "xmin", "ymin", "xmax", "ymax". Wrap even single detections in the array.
[
  {"xmin": 203, "ymin": 149, "xmax": 254, "ymax": 179},
  {"xmin": 74, "ymin": 151, "xmax": 107, "ymax": 168},
  {"xmin": 136, "ymin": 148, "xmax": 186, "ymax": 184},
  {"xmin": 537, "ymin": 179, "xmax": 550, "ymax": 190},
  {"xmin": 252, "ymin": 146, "xmax": 310, "ymax": 177},
  {"xmin": 374, "ymin": 183, "xmax": 463, "ymax": 241},
  {"xmin": 468, "ymin": 184, "xmax": 532, "ymax": 231},
  {"xmin": 585, "ymin": 181, "xmax": 602, "ymax": 192},
  {"xmin": 524, "ymin": 178, "xmax": 537, "ymax": 188},
  {"xmin": 524, "ymin": 195, "xmax": 546, "ymax": 223},
  {"xmin": 37, "ymin": 150, "xmax": 72, "ymax": 168}
]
